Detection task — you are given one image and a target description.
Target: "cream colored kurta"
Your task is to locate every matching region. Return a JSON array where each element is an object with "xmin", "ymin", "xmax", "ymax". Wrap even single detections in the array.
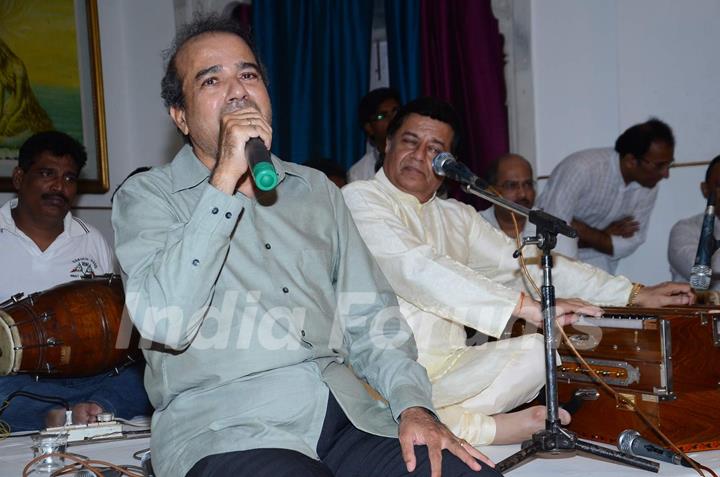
[{"xmin": 342, "ymin": 170, "xmax": 634, "ymax": 444}]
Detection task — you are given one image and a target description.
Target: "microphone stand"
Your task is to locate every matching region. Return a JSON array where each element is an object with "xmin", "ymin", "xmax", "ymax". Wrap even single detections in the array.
[{"xmin": 458, "ymin": 180, "xmax": 659, "ymax": 474}]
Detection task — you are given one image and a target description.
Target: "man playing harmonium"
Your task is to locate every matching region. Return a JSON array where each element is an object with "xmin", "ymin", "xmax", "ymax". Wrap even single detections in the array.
[
  {"xmin": 0, "ymin": 131, "xmax": 151, "ymax": 431},
  {"xmin": 342, "ymin": 97, "xmax": 694, "ymax": 447}
]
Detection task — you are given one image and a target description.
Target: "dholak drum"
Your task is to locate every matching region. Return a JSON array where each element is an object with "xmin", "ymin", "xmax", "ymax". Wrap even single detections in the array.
[{"xmin": 0, "ymin": 274, "xmax": 140, "ymax": 377}]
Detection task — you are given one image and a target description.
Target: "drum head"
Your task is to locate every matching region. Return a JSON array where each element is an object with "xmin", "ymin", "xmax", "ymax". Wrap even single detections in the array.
[{"xmin": 0, "ymin": 310, "xmax": 21, "ymax": 375}]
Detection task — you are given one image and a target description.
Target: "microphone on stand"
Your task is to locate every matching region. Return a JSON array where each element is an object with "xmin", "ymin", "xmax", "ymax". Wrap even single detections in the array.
[
  {"xmin": 690, "ymin": 190, "xmax": 717, "ymax": 289},
  {"xmin": 431, "ymin": 152, "xmax": 490, "ymax": 189},
  {"xmin": 245, "ymin": 137, "xmax": 278, "ymax": 191},
  {"xmin": 617, "ymin": 429, "xmax": 693, "ymax": 467},
  {"xmin": 432, "ymin": 152, "xmax": 576, "ymax": 240}
]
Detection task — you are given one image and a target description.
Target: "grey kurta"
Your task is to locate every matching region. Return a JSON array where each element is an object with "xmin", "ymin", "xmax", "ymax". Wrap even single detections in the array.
[{"xmin": 111, "ymin": 145, "xmax": 433, "ymax": 477}]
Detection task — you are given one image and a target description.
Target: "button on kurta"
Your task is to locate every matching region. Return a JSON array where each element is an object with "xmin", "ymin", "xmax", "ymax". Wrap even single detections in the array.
[
  {"xmin": 265, "ymin": 243, "xmax": 271, "ymax": 249},
  {"xmin": 211, "ymin": 207, "xmax": 219, "ymax": 214},
  {"xmin": 192, "ymin": 259, "xmax": 200, "ymax": 266},
  {"xmin": 225, "ymin": 212, "xmax": 232, "ymax": 219},
  {"xmin": 282, "ymin": 287, "xmax": 289, "ymax": 293}
]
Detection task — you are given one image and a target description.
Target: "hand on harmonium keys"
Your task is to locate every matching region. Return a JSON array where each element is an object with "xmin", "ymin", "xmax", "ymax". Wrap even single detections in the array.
[
  {"xmin": 631, "ymin": 281, "xmax": 695, "ymax": 308},
  {"xmin": 514, "ymin": 293, "xmax": 603, "ymax": 328}
]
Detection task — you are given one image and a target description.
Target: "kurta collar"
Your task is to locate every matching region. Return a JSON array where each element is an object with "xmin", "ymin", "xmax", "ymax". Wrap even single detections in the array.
[{"xmin": 374, "ymin": 168, "xmax": 438, "ymax": 207}]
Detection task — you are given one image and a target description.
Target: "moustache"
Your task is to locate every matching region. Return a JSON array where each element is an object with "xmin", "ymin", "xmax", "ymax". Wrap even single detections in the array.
[
  {"xmin": 222, "ymin": 98, "xmax": 260, "ymax": 115},
  {"xmin": 41, "ymin": 193, "xmax": 69, "ymax": 205}
]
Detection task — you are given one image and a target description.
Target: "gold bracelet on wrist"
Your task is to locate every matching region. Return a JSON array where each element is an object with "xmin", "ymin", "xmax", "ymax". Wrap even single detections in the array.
[{"xmin": 627, "ymin": 283, "xmax": 644, "ymax": 307}]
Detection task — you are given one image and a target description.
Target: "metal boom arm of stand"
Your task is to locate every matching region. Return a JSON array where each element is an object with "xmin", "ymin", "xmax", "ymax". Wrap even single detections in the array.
[{"xmin": 461, "ymin": 182, "xmax": 577, "ymax": 241}]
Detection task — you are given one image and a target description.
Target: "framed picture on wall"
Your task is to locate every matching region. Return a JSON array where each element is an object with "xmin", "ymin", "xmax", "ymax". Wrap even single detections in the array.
[{"xmin": 0, "ymin": 0, "xmax": 108, "ymax": 193}]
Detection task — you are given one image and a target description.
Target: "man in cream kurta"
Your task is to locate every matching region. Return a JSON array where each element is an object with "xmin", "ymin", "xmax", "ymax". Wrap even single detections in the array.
[{"xmin": 342, "ymin": 97, "xmax": 693, "ymax": 446}]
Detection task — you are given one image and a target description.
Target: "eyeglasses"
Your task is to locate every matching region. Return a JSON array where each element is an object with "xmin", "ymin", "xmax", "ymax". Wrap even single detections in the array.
[
  {"xmin": 637, "ymin": 157, "xmax": 674, "ymax": 172},
  {"xmin": 371, "ymin": 107, "xmax": 398, "ymax": 122},
  {"xmin": 497, "ymin": 180, "xmax": 536, "ymax": 192}
]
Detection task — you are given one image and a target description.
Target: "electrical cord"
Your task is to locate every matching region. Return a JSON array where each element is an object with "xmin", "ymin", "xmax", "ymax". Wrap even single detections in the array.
[
  {"xmin": 22, "ymin": 451, "xmax": 144, "ymax": 477},
  {"xmin": 132, "ymin": 448, "xmax": 150, "ymax": 461},
  {"xmin": 0, "ymin": 390, "xmax": 70, "ymax": 413},
  {"xmin": 0, "ymin": 391, "xmax": 71, "ymax": 440}
]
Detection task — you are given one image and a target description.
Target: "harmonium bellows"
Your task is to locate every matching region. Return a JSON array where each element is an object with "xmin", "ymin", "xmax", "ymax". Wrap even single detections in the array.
[{"xmin": 511, "ymin": 305, "xmax": 720, "ymax": 452}]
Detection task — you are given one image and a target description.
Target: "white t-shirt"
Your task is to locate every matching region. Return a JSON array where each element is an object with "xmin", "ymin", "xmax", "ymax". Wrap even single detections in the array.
[
  {"xmin": 0, "ymin": 199, "xmax": 115, "ymax": 302},
  {"xmin": 347, "ymin": 147, "xmax": 380, "ymax": 183},
  {"xmin": 668, "ymin": 212, "xmax": 720, "ymax": 289}
]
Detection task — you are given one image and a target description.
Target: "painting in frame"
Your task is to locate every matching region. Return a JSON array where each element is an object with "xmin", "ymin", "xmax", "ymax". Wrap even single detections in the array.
[{"xmin": 0, "ymin": 0, "xmax": 108, "ymax": 193}]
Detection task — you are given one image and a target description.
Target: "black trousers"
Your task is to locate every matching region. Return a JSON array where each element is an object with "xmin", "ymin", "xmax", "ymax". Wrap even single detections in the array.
[{"xmin": 186, "ymin": 392, "xmax": 503, "ymax": 477}]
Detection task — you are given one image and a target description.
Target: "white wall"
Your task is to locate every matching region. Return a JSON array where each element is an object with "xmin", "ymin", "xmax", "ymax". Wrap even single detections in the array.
[
  {"xmin": 5, "ymin": 0, "xmax": 719, "ymax": 285},
  {"xmin": 0, "ymin": 0, "xmax": 181, "ymax": 248},
  {"xmin": 79, "ymin": 0, "xmax": 182, "ymax": 245},
  {"xmin": 528, "ymin": 0, "xmax": 720, "ymax": 283}
]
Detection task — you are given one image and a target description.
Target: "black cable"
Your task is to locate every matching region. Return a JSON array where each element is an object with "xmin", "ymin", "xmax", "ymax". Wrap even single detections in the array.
[{"xmin": 0, "ymin": 390, "xmax": 70, "ymax": 417}]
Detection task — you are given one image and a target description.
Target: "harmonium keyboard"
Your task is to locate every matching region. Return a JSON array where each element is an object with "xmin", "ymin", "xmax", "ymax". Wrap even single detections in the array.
[{"xmin": 510, "ymin": 305, "xmax": 720, "ymax": 451}]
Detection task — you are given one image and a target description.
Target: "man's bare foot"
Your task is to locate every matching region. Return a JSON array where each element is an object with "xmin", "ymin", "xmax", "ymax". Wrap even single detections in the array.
[
  {"xmin": 45, "ymin": 402, "xmax": 104, "ymax": 427},
  {"xmin": 491, "ymin": 405, "xmax": 571, "ymax": 445},
  {"xmin": 70, "ymin": 402, "xmax": 104, "ymax": 424}
]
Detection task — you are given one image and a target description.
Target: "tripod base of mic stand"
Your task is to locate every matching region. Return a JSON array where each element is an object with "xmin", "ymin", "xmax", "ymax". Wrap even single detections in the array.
[{"xmin": 495, "ymin": 426, "xmax": 660, "ymax": 474}]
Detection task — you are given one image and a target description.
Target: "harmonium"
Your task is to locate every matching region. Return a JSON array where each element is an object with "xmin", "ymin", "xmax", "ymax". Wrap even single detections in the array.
[{"xmin": 512, "ymin": 305, "xmax": 720, "ymax": 452}]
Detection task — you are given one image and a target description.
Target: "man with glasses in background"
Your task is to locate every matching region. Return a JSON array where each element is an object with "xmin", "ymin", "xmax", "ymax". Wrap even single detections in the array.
[
  {"xmin": 347, "ymin": 88, "xmax": 401, "ymax": 182},
  {"xmin": 481, "ymin": 153, "xmax": 574, "ymax": 255},
  {"xmin": 537, "ymin": 118, "xmax": 675, "ymax": 273}
]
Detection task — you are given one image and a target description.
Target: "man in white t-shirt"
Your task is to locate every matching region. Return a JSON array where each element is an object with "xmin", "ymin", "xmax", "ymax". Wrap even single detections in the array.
[
  {"xmin": 347, "ymin": 87, "xmax": 401, "ymax": 182},
  {"xmin": 0, "ymin": 200, "xmax": 113, "ymax": 302},
  {"xmin": 0, "ymin": 131, "xmax": 151, "ymax": 431}
]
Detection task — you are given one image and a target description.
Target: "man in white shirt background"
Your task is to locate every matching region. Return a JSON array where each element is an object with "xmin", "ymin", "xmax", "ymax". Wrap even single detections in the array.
[
  {"xmin": 537, "ymin": 118, "xmax": 675, "ymax": 273},
  {"xmin": 347, "ymin": 87, "xmax": 401, "ymax": 183},
  {"xmin": 480, "ymin": 153, "xmax": 574, "ymax": 255},
  {"xmin": 668, "ymin": 154, "xmax": 720, "ymax": 288},
  {"xmin": 0, "ymin": 131, "xmax": 151, "ymax": 431},
  {"xmin": 480, "ymin": 154, "xmax": 535, "ymax": 240}
]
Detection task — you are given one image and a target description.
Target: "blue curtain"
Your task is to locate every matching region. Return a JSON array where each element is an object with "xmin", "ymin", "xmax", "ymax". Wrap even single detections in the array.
[
  {"xmin": 253, "ymin": 0, "xmax": 374, "ymax": 170},
  {"xmin": 384, "ymin": 0, "xmax": 420, "ymax": 104}
]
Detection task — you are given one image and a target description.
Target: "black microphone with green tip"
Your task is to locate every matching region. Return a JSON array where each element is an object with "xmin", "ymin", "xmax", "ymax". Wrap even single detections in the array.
[{"xmin": 245, "ymin": 137, "xmax": 278, "ymax": 191}]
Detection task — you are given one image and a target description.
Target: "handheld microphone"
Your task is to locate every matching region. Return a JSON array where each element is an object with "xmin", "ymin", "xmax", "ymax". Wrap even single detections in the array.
[
  {"xmin": 245, "ymin": 137, "xmax": 278, "ymax": 191},
  {"xmin": 690, "ymin": 190, "xmax": 717, "ymax": 289},
  {"xmin": 617, "ymin": 429, "xmax": 692, "ymax": 467},
  {"xmin": 431, "ymin": 152, "xmax": 489, "ymax": 189}
]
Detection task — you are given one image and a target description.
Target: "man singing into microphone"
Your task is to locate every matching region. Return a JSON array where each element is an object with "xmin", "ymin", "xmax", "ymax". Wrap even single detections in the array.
[
  {"xmin": 112, "ymin": 17, "xmax": 497, "ymax": 477},
  {"xmin": 342, "ymin": 97, "xmax": 693, "ymax": 447}
]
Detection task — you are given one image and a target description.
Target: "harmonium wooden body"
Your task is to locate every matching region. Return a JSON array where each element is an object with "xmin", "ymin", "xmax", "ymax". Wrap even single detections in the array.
[{"xmin": 515, "ymin": 305, "xmax": 720, "ymax": 452}]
